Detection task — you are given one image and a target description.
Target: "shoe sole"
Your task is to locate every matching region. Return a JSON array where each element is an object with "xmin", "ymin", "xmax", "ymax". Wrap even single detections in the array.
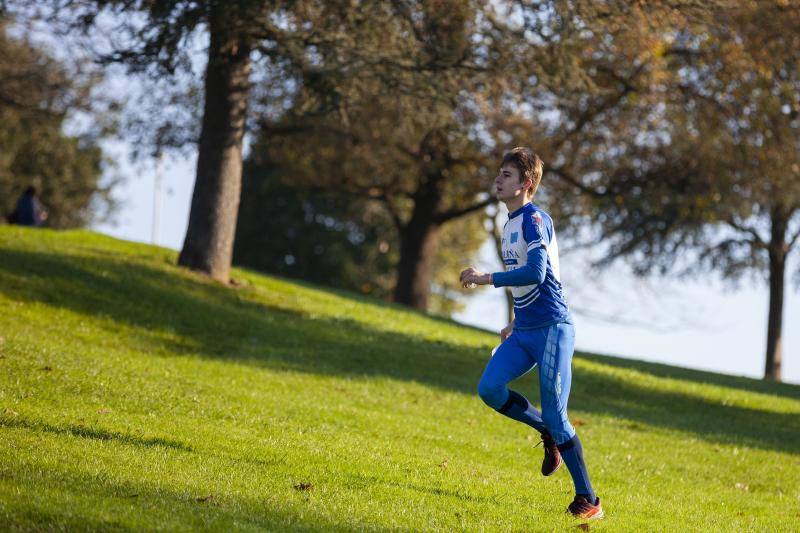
[
  {"xmin": 569, "ymin": 510, "xmax": 604, "ymax": 521},
  {"xmin": 541, "ymin": 456, "xmax": 563, "ymax": 477},
  {"xmin": 573, "ymin": 507, "xmax": 604, "ymax": 520},
  {"xmin": 586, "ymin": 508, "xmax": 604, "ymax": 520}
]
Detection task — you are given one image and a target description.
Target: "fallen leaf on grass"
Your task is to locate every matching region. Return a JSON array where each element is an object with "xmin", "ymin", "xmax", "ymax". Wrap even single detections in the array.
[
  {"xmin": 572, "ymin": 419, "xmax": 586, "ymax": 427},
  {"xmin": 40, "ymin": 366, "xmax": 52, "ymax": 372},
  {"xmin": 439, "ymin": 459, "xmax": 448, "ymax": 469},
  {"xmin": 196, "ymin": 494, "xmax": 214, "ymax": 503},
  {"xmin": 294, "ymin": 482, "xmax": 313, "ymax": 491},
  {"xmin": 97, "ymin": 408, "xmax": 112, "ymax": 414},
  {"xmin": 734, "ymin": 483, "xmax": 749, "ymax": 491},
  {"xmin": 576, "ymin": 523, "xmax": 590, "ymax": 531}
]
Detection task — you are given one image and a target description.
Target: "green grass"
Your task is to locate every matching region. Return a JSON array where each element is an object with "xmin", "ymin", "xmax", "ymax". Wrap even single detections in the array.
[{"xmin": 0, "ymin": 226, "xmax": 799, "ymax": 531}]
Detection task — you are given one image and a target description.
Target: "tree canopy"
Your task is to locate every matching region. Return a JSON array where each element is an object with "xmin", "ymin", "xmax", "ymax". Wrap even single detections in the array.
[
  {"xmin": 515, "ymin": 1, "xmax": 800, "ymax": 380},
  {"xmin": 0, "ymin": 17, "xmax": 108, "ymax": 228}
]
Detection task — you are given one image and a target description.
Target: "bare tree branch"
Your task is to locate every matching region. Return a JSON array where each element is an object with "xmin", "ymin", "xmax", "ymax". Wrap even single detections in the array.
[
  {"xmin": 434, "ymin": 196, "xmax": 496, "ymax": 223},
  {"xmin": 726, "ymin": 217, "xmax": 767, "ymax": 249},
  {"xmin": 788, "ymin": 216, "xmax": 800, "ymax": 251},
  {"xmin": 548, "ymin": 165, "xmax": 607, "ymax": 197}
]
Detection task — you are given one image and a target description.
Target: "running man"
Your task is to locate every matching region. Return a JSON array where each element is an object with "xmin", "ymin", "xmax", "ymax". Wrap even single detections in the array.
[{"xmin": 460, "ymin": 147, "xmax": 603, "ymax": 520}]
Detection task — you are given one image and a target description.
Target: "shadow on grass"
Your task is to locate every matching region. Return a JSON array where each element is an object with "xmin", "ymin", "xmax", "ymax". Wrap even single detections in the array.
[
  {"xmin": 235, "ymin": 264, "xmax": 494, "ymax": 338},
  {"xmin": 579, "ymin": 352, "xmax": 800, "ymax": 402},
  {"xmin": 1, "ymin": 463, "xmax": 338, "ymax": 532},
  {"xmin": 342, "ymin": 472, "xmax": 500, "ymax": 505},
  {"xmin": 569, "ymin": 368, "xmax": 800, "ymax": 455},
  {"xmin": 0, "ymin": 415, "xmax": 193, "ymax": 452},
  {"xmin": 1, "ymin": 247, "xmax": 798, "ymax": 455},
  {"xmin": 0, "ymin": 247, "xmax": 488, "ymax": 393}
]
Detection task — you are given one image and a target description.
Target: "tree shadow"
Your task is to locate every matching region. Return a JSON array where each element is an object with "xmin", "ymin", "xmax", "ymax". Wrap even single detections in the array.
[
  {"xmin": 578, "ymin": 352, "xmax": 800, "ymax": 402},
  {"xmin": 1, "ymin": 246, "xmax": 798, "ymax": 456},
  {"xmin": 240, "ymin": 267, "xmax": 492, "ymax": 337},
  {"xmin": 567, "ymin": 366, "xmax": 800, "ymax": 455},
  {"xmin": 341, "ymin": 472, "xmax": 500, "ymax": 505},
  {"xmin": 0, "ymin": 247, "xmax": 487, "ymax": 394},
  {"xmin": 1, "ymin": 461, "xmax": 340, "ymax": 531},
  {"xmin": 0, "ymin": 415, "xmax": 193, "ymax": 452}
]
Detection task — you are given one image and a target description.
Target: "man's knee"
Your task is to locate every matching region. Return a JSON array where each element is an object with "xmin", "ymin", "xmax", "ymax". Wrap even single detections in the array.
[{"xmin": 477, "ymin": 378, "xmax": 506, "ymax": 409}]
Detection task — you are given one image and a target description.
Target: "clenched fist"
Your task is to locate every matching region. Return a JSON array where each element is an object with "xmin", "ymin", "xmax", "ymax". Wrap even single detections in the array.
[{"xmin": 459, "ymin": 267, "xmax": 492, "ymax": 288}]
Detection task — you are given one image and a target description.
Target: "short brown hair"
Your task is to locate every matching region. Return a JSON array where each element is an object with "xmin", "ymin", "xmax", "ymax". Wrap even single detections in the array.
[{"xmin": 502, "ymin": 147, "xmax": 543, "ymax": 198}]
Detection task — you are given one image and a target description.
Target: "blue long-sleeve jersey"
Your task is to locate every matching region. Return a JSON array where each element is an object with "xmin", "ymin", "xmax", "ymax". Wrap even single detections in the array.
[{"xmin": 491, "ymin": 202, "xmax": 570, "ymax": 329}]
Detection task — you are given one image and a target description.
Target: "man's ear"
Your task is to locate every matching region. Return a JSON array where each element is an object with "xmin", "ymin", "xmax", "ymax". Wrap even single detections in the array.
[{"xmin": 523, "ymin": 177, "xmax": 534, "ymax": 194}]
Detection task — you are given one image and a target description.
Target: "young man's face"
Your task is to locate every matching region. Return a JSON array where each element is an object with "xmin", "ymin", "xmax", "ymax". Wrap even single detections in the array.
[{"xmin": 494, "ymin": 164, "xmax": 530, "ymax": 202}]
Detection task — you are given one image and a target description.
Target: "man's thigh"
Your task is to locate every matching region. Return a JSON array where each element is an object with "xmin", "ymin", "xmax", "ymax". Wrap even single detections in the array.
[
  {"xmin": 480, "ymin": 332, "xmax": 538, "ymax": 386},
  {"xmin": 535, "ymin": 323, "xmax": 577, "ymax": 443}
]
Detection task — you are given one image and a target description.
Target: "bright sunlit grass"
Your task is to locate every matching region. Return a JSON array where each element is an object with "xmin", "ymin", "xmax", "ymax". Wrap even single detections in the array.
[{"xmin": 1, "ymin": 227, "xmax": 799, "ymax": 531}]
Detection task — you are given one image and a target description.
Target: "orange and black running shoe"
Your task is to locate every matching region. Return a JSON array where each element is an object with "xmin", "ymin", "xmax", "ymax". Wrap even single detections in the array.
[
  {"xmin": 540, "ymin": 432, "xmax": 562, "ymax": 476},
  {"xmin": 567, "ymin": 495, "xmax": 604, "ymax": 520}
]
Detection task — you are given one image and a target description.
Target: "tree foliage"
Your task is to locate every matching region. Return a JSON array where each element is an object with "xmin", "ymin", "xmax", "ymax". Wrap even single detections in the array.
[
  {"xmin": 507, "ymin": 1, "xmax": 799, "ymax": 380},
  {"xmin": 26, "ymin": 0, "xmax": 520, "ymax": 285},
  {"xmin": 245, "ymin": 0, "xmax": 526, "ymax": 310},
  {"xmin": 234, "ymin": 134, "xmax": 487, "ymax": 315},
  {"xmin": 0, "ymin": 18, "xmax": 108, "ymax": 228},
  {"xmin": 234, "ymin": 152, "xmax": 397, "ymax": 299}
]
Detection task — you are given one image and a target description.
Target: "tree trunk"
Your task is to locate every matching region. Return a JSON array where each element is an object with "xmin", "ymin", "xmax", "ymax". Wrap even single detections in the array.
[
  {"xmin": 178, "ymin": 11, "xmax": 252, "ymax": 282},
  {"xmin": 395, "ymin": 219, "xmax": 440, "ymax": 310},
  {"xmin": 393, "ymin": 129, "xmax": 453, "ymax": 310},
  {"xmin": 764, "ymin": 210, "xmax": 788, "ymax": 381}
]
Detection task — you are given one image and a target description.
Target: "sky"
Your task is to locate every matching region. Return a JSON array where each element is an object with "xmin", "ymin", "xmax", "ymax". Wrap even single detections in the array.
[{"xmin": 92, "ymin": 145, "xmax": 800, "ymax": 385}]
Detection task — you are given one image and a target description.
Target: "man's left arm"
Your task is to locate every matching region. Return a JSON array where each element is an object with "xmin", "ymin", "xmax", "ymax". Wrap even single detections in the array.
[
  {"xmin": 490, "ymin": 210, "xmax": 550, "ymax": 287},
  {"xmin": 460, "ymin": 212, "xmax": 550, "ymax": 288},
  {"xmin": 489, "ymin": 247, "xmax": 547, "ymax": 287}
]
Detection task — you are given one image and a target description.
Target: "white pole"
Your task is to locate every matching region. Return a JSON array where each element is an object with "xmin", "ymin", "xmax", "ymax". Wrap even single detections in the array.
[{"xmin": 152, "ymin": 152, "xmax": 165, "ymax": 245}]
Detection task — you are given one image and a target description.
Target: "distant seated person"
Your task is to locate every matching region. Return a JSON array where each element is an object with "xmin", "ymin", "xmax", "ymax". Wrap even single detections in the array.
[{"xmin": 8, "ymin": 186, "xmax": 48, "ymax": 226}]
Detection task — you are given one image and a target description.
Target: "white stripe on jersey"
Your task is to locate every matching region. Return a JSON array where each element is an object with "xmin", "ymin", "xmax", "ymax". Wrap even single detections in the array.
[
  {"xmin": 515, "ymin": 293, "xmax": 540, "ymax": 308},
  {"xmin": 513, "ymin": 287, "xmax": 538, "ymax": 301},
  {"xmin": 514, "ymin": 289, "xmax": 540, "ymax": 306}
]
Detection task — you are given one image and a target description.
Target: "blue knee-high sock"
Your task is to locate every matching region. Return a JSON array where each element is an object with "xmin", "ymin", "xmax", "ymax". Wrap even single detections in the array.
[
  {"xmin": 558, "ymin": 435, "xmax": 596, "ymax": 502},
  {"xmin": 497, "ymin": 390, "xmax": 547, "ymax": 434}
]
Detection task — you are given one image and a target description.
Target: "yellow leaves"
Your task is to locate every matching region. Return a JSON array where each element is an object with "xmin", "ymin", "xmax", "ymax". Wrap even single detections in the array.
[{"xmin": 652, "ymin": 40, "xmax": 668, "ymax": 60}]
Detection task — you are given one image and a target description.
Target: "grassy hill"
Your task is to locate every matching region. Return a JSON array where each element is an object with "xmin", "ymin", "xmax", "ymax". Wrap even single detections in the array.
[{"xmin": 1, "ymin": 227, "xmax": 798, "ymax": 531}]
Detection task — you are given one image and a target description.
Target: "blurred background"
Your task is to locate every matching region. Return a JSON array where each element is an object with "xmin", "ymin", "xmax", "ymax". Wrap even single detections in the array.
[{"xmin": 2, "ymin": 1, "xmax": 798, "ymax": 383}]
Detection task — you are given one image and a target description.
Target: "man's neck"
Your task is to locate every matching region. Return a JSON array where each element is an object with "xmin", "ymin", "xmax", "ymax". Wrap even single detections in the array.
[{"xmin": 504, "ymin": 196, "xmax": 530, "ymax": 214}]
